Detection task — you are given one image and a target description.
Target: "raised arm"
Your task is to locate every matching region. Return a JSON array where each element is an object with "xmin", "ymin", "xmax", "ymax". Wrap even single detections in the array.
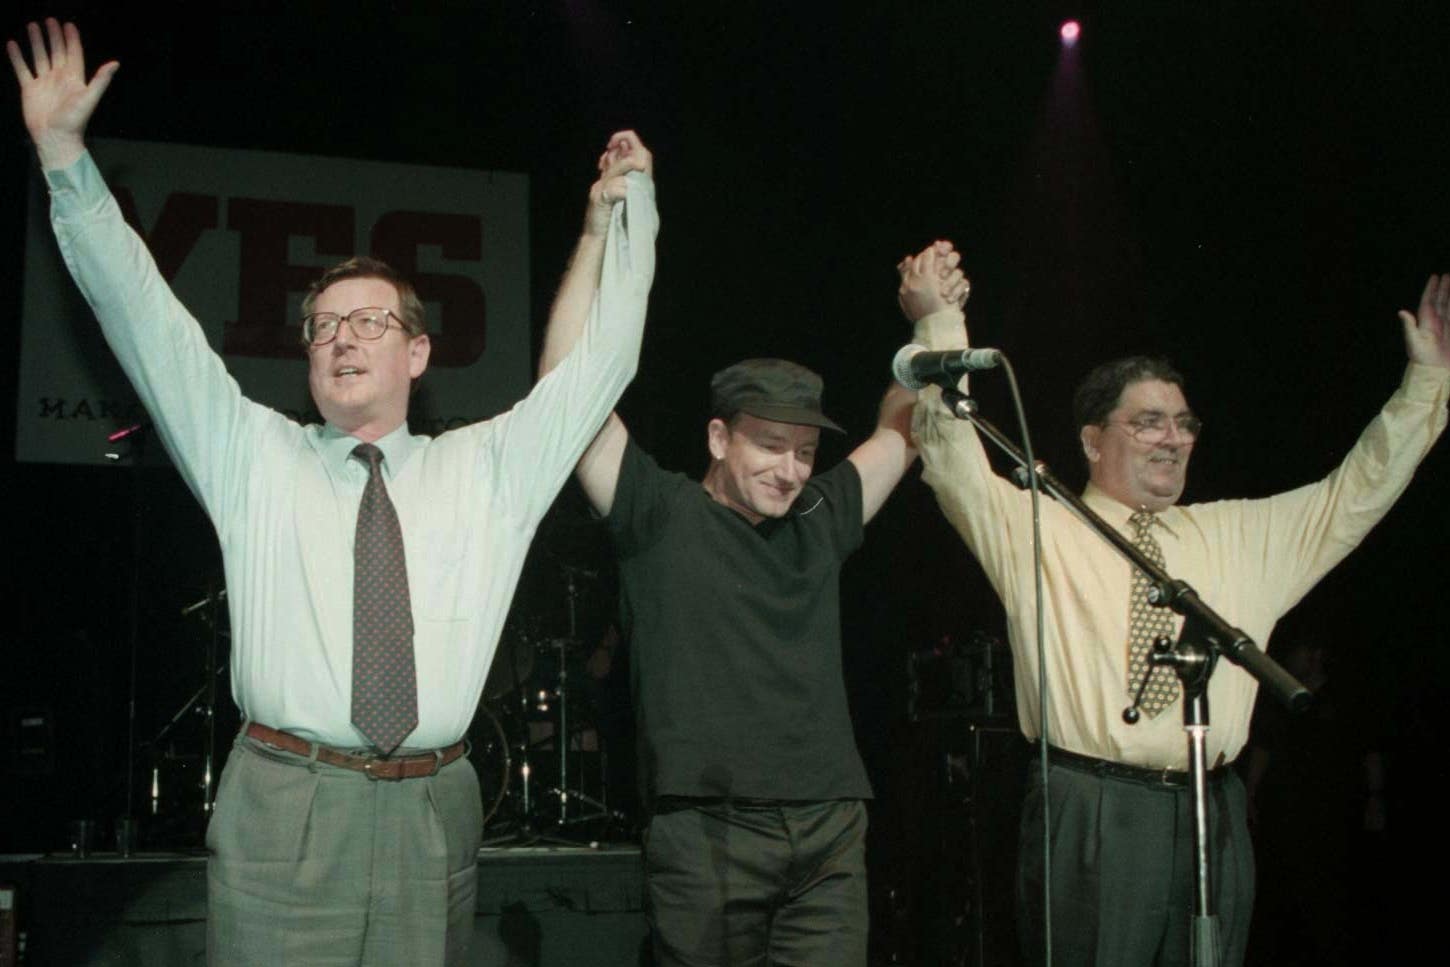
[
  {"xmin": 8, "ymin": 17, "xmax": 117, "ymax": 170},
  {"xmin": 537, "ymin": 130, "xmax": 653, "ymax": 517},
  {"xmin": 847, "ymin": 240, "xmax": 970, "ymax": 524},
  {"xmin": 9, "ymin": 19, "xmax": 272, "ymax": 526},
  {"xmin": 1190, "ymin": 272, "xmax": 1449, "ymax": 617}
]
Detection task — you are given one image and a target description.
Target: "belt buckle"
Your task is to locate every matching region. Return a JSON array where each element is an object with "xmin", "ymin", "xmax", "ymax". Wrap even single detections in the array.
[
  {"xmin": 362, "ymin": 758, "xmax": 403, "ymax": 781},
  {"xmin": 1159, "ymin": 766, "xmax": 1190, "ymax": 787}
]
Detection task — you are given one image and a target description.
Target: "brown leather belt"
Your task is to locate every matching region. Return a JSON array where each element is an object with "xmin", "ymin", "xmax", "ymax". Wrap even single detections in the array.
[{"xmin": 244, "ymin": 722, "xmax": 467, "ymax": 781}]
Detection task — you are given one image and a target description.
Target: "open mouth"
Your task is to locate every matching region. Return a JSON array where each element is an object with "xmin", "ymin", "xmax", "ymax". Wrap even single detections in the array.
[{"xmin": 333, "ymin": 366, "xmax": 366, "ymax": 378}]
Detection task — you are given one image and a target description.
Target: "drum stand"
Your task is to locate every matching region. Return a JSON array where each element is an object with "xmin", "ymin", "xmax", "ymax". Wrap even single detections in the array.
[
  {"xmin": 479, "ymin": 634, "xmax": 579, "ymax": 847},
  {"xmin": 143, "ymin": 586, "xmax": 227, "ymax": 839},
  {"xmin": 103, "ymin": 424, "xmax": 149, "ymax": 845},
  {"xmin": 482, "ymin": 567, "xmax": 618, "ymax": 846},
  {"xmin": 546, "ymin": 567, "xmax": 616, "ymax": 830}
]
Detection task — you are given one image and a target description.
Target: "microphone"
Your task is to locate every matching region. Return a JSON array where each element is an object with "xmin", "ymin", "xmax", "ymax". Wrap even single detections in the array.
[{"xmin": 891, "ymin": 343, "xmax": 1002, "ymax": 390}]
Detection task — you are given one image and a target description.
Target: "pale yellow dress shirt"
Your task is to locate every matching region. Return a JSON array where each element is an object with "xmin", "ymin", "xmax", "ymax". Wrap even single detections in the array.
[{"xmin": 911, "ymin": 308, "xmax": 1448, "ymax": 769}]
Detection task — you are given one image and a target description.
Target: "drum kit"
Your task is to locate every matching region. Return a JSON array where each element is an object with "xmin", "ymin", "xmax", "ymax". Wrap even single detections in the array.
[
  {"xmin": 144, "ymin": 564, "xmax": 634, "ymax": 847},
  {"xmin": 472, "ymin": 565, "xmax": 632, "ymax": 843}
]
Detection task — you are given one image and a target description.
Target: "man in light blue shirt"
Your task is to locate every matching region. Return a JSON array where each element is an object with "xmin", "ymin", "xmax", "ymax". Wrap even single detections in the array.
[{"xmin": 9, "ymin": 18, "xmax": 658, "ymax": 965}]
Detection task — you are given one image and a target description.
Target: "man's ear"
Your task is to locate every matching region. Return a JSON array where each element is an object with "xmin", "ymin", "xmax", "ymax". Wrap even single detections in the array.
[
  {"xmin": 408, "ymin": 333, "xmax": 431, "ymax": 378},
  {"xmin": 707, "ymin": 418, "xmax": 730, "ymax": 461},
  {"xmin": 1081, "ymin": 424, "xmax": 1101, "ymax": 463}
]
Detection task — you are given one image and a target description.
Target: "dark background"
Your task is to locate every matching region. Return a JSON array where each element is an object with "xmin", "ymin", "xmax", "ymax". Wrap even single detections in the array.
[{"xmin": 2, "ymin": 1, "xmax": 1446, "ymax": 963}]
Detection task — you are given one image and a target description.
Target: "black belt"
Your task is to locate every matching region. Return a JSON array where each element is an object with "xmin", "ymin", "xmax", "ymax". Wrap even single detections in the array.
[{"xmin": 1043, "ymin": 744, "xmax": 1229, "ymax": 788}]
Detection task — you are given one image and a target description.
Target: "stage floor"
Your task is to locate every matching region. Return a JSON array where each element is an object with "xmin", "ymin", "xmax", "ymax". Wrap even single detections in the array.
[{"xmin": 0, "ymin": 846, "xmax": 647, "ymax": 966}]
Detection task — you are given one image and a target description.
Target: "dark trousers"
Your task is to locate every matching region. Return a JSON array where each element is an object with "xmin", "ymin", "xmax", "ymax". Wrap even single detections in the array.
[
  {"xmin": 643, "ymin": 798, "xmax": 868, "ymax": 967},
  {"xmin": 1016, "ymin": 761, "xmax": 1255, "ymax": 967}
]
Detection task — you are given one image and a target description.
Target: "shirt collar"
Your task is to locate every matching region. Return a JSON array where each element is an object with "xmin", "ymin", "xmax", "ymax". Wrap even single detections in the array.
[
  {"xmin": 318, "ymin": 421, "xmax": 420, "ymax": 480},
  {"xmin": 1081, "ymin": 482, "xmax": 1184, "ymax": 539}
]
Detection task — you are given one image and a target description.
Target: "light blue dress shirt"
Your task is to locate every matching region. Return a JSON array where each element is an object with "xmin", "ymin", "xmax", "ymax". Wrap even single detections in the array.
[{"xmin": 46, "ymin": 152, "xmax": 657, "ymax": 749}]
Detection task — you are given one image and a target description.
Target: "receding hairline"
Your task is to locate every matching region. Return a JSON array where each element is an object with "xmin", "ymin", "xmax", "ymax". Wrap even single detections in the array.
[{"xmin": 300, "ymin": 257, "xmax": 426, "ymax": 337}]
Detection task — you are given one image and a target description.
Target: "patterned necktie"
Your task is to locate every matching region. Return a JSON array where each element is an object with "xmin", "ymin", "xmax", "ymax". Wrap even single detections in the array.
[
  {"xmin": 351, "ymin": 443, "xmax": 418, "ymax": 754},
  {"xmin": 1126, "ymin": 510, "xmax": 1180, "ymax": 717}
]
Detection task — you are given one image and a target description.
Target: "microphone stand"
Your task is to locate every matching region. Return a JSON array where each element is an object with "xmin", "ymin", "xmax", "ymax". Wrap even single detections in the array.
[
  {"xmin": 939, "ymin": 386, "xmax": 1310, "ymax": 967},
  {"xmin": 104, "ymin": 421, "xmax": 154, "ymax": 849}
]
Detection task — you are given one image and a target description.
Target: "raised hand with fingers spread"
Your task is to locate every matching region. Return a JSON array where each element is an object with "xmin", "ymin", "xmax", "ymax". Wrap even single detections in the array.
[
  {"xmin": 1400, "ymin": 273, "xmax": 1450, "ymax": 369},
  {"xmin": 6, "ymin": 18, "xmax": 118, "ymax": 170}
]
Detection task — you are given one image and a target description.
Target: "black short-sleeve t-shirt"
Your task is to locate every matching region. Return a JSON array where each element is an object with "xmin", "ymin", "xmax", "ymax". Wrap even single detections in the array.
[{"xmin": 606, "ymin": 438, "xmax": 872, "ymax": 803}]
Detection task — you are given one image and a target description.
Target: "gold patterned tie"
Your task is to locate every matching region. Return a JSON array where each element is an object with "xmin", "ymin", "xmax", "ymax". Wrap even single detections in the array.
[
  {"xmin": 351, "ymin": 443, "xmax": 418, "ymax": 754},
  {"xmin": 1126, "ymin": 510, "xmax": 1180, "ymax": 717}
]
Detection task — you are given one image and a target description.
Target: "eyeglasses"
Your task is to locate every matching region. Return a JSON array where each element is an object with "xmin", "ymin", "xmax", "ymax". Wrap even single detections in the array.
[
  {"xmin": 301, "ymin": 307, "xmax": 411, "ymax": 347},
  {"xmin": 1107, "ymin": 413, "xmax": 1203, "ymax": 445}
]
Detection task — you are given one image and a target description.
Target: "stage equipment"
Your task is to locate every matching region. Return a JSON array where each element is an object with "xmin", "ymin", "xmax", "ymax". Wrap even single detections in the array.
[
  {"xmin": 143, "ymin": 584, "xmax": 228, "ymax": 844},
  {"xmin": 482, "ymin": 565, "xmax": 626, "ymax": 845}
]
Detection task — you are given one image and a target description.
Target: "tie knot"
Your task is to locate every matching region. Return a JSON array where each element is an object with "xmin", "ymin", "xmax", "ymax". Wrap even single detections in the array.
[
  {"xmin": 351, "ymin": 443, "xmax": 384, "ymax": 473},
  {"xmin": 1129, "ymin": 510, "xmax": 1157, "ymax": 533}
]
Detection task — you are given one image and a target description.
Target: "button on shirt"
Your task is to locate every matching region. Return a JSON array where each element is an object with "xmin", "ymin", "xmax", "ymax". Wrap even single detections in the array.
[
  {"xmin": 46, "ymin": 152, "xmax": 658, "ymax": 749},
  {"xmin": 910, "ymin": 308, "xmax": 1449, "ymax": 770}
]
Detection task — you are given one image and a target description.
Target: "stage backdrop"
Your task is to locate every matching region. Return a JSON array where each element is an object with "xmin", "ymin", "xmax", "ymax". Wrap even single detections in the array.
[{"xmin": 15, "ymin": 137, "xmax": 530, "ymax": 465}]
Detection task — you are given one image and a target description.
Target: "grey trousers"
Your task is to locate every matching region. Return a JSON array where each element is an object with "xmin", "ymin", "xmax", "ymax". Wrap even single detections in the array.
[
  {"xmin": 206, "ymin": 733, "xmax": 483, "ymax": 967},
  {"xmin": 1016, "ymin": 761, "xmax": 1255, "ymax": 967},
  {"xmin": 643, "ymin": 798, "xmax": 868, "ymax": 967}
]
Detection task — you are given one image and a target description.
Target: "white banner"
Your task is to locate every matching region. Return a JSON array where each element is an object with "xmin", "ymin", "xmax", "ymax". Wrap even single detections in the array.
[{"xmin": 16, "ymin": 138, "xmax": 530, "ymax": 465}]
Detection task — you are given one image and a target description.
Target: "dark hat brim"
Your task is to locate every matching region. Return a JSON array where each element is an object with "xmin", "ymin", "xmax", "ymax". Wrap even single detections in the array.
[{"xmin": 737, "ymin": 403, "xmax": 845, "ymax": 434}]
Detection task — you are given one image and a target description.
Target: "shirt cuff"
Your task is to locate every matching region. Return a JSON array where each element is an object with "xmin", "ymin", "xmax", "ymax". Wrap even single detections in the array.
[
  {"xmin": 910, "ymin": 307, "xmax": 968, "ymax": 350},
  {"xmin": 43, "ymin": 150, "xmax": 108, "ymax": 216},
  {"xmin": 1400, "ymin": 361, "xmax": 1450, "ymax": 405},
  {"xmin": 624, "ymin": 168, "xmax": 657, "ymax": 204}
]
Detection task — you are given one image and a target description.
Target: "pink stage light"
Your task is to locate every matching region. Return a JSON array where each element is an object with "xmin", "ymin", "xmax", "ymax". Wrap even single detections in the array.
[{"xmin": 1060, "ymin": 20, "xmax": 1081, "ymax": 45}]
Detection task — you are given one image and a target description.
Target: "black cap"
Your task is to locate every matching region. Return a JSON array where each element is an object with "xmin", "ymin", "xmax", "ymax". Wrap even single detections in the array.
[{"xmin": 709, "ymin": 358, "xmax": 844, "ymax": 433}]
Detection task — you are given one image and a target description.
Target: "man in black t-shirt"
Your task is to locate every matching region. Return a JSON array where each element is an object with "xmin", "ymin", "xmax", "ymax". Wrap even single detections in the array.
[
  {"xmin": 601, "ymin": 358, "xmax": 875, "ymax": 966},
  {"xmin": 538, "ymin": 145, "xmax": 968, "ymax": 963}
]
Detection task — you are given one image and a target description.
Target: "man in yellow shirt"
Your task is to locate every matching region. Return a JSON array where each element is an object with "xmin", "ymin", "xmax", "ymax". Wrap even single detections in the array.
[{"xmin": 904, "ymin": 248, "xmax": 1448, "ymax": 966}]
